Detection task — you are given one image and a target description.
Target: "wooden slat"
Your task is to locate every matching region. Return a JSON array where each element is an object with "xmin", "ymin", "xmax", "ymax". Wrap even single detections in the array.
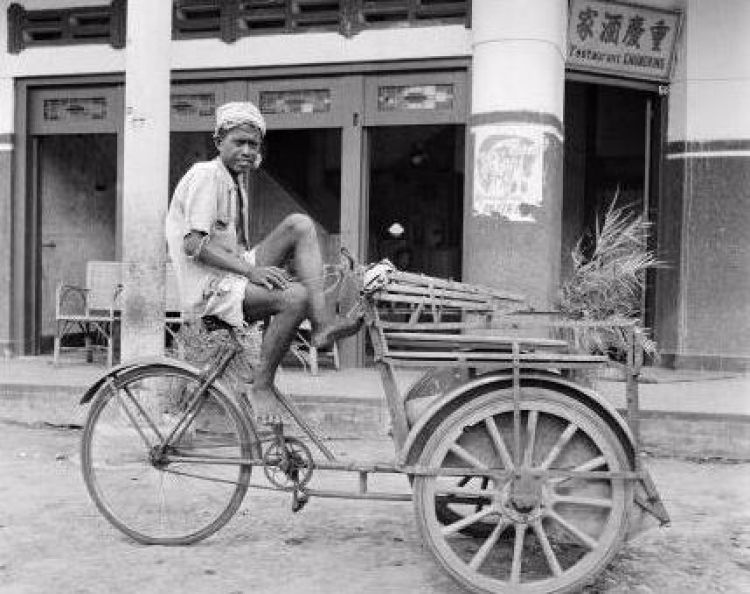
[
  {"xmin": 378, "ymin": 283, "xmax": 497, "ymax": 304},
  {"xmin": 384, "ymin": 332, "xmax": 569, "ymax": 349},
  {"xmin": 383, "ymin": 351, "xmax": 608, "ymax": 363},
  {"xmin": 382, "ymin": 358, "xmax": 607, "ymax": 369},
  {"xmin": 373, "ymin": 293, "xmax": 495, "ymax": 311},
  {"xmin": 377, "ymin": 320, "xmax": 495, "ymax": 331},
  {"xmin": 387, "ymin": 270, "xmax": 525, "ymax": 302}
]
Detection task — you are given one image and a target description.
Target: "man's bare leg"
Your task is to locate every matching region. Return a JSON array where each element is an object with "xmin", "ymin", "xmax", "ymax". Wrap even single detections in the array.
[
  {"xmin": 254, "ymin": 214, "xmax": 362, "ymax": 348},
  {"xmin": 242, "ymin": 282, "xmax": 308, "ymax": 425},
  {"xmin": 255, "ymin": 214, "xmax": 328, "ymax": 322}
]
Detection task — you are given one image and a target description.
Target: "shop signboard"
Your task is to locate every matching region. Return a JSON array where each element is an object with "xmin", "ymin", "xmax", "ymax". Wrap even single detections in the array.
[{"xmin": 567, "ymin": 0, "xmax": 682, "ymax": 81}]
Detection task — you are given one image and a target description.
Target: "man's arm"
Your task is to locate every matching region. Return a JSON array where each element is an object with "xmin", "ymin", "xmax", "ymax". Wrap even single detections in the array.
[{"xmin": 183, "ymin": 231, "xmax": 289, "ymax": 290}]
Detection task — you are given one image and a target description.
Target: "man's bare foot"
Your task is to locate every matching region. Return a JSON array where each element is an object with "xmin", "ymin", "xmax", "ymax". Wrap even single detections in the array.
[
  {"xmin": 247, "ymin": 385, "xmax": 284, "ymax": 426},
  {"xmin": 311, "ymin": 314, "xmax": 364, "ymax": 349}
]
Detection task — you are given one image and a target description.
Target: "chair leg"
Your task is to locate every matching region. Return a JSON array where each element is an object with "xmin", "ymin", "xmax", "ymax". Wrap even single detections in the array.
[
  {"xmin": 84, "ymin": 326, "xmax": 93, "ymax": 363},
  {"xmin": 104, "ymin": 322, "xmax": 113, "ymax": 368},
  {"xmin": 332, "ymin": 341, "xmax": 340, "ymax": 370},
  {"xmin": 309, "ymin": 346, "xmax": 319, "ymax": 376},
  {"xmin": 53, "ymin": 324, "xmax": 61, "ymax": 366}
]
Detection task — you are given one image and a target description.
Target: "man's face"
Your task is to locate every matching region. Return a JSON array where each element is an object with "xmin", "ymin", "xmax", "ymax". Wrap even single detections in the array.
[{"xmin": 216, "ymin": 125, "xmax": 262, "ymax": 174}]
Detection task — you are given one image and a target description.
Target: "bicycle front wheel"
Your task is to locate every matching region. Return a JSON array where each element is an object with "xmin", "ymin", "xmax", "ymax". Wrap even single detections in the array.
[{"xmin": 81, "ymin": 364, "xmax": 254, "ymax": 545}]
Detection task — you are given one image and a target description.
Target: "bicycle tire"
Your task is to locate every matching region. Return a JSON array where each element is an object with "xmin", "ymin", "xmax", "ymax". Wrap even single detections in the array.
[{"xmin": 81, "ymin": 363, "xmax": 253, "ymax": 545}]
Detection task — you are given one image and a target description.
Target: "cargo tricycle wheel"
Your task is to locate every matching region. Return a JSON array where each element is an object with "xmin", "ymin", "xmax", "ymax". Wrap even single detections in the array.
[{"xmin": 413, "ymin": 387, "xmax": 632, "ymax": 593}]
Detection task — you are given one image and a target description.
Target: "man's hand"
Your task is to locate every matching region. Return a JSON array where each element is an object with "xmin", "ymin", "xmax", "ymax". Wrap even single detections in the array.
[{"xmin": 245, "ymin": 265, "xmax": 290, "ymax": 290}]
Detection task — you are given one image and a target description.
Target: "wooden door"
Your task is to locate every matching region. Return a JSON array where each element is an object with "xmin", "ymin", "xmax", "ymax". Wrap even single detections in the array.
[{"xmin": 37, "ymin": 134, "xmax": 117, "ymax": 350}]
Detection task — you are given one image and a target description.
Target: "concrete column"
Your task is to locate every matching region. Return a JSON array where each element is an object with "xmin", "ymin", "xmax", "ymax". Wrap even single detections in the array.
[
  {"xmin": 466, "ymin": 0, "xmax": 567, "ymax": 309},
  {"xmin": 120, "ymin": 0, "xmax": 171, "ymax": 360},
  {"xmin": 0, "ymin": 75, "xmax": 13, "ymax": 357},
  {"xmin": 657, "ymin": 0, "xmax": 750, "ymax": 370}
]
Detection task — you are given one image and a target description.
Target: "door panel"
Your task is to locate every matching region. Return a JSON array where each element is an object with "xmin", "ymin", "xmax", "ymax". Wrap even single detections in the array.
[{"xmin": 38, "ymin": 134, "xmax": 117, "ymax": 350}]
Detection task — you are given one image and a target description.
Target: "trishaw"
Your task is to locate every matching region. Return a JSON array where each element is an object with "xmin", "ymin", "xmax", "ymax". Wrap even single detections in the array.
[{"xmin": 79, "ymin": 256, "xmax": 669, "ymax": 593}]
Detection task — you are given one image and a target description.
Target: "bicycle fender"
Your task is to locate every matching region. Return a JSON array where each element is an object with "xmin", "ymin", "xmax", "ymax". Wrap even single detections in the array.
[
  {"xmin": 398, "ymin": 370, "xmax": 636, "ymax": 468},
  {"xmin": 78, "ymin": 357, "xmax": 207, "ymax": 405}
]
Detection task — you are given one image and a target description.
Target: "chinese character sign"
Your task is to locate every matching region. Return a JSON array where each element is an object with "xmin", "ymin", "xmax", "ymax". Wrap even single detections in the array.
[{"xmin": 568, "ymin": 0, "xmax": 681, "ymax": 80}]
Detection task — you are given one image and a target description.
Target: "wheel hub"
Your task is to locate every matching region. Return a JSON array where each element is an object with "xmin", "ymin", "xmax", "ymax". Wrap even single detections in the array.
[
  {"xmin": 148, "ymin": 445, "xmax": 171, "ymax": 469},
  {"xmin": 495, "ymin": 471, "xmax": 550, "ymax": 523}
]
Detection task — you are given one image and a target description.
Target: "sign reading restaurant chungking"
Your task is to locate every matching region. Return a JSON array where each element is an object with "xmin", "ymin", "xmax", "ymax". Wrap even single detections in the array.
[{"xmin": 567, "ymin": 0, "xmax": 682, "ymax": 81}]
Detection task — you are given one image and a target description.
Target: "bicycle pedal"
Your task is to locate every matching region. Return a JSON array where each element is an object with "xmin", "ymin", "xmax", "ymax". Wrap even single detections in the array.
[{"xmin": 291, "ymin": 490, "xmax": 309, "ymax": 513}]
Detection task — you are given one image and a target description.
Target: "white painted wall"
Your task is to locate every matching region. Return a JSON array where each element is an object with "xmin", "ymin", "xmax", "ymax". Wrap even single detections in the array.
[{"xmin": 668, "ymin": 0, "xmax": 750, "ymax": 141}]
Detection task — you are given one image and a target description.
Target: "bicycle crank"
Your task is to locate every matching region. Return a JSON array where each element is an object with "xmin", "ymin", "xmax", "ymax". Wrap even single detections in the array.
[{"xmin": 262, "ymin": 435, "xmax": 314, "ymax": 513}]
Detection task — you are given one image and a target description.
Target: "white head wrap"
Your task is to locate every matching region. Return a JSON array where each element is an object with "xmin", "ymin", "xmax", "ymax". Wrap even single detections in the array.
[{"xmin": 215, "ymin": 101, "xmax": 266, "ymax": 137}]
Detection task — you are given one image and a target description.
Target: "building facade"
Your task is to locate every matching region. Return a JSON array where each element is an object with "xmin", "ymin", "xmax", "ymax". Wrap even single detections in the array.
[{"xmin": 0, "ymin": 0, "xmax": 747, "ymax": 369}]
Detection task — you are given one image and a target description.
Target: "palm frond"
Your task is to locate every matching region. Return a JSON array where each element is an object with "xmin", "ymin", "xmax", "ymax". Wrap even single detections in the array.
[{"xmin": 559, "ymin": 194, "xmax": 662, "ymax": 361}]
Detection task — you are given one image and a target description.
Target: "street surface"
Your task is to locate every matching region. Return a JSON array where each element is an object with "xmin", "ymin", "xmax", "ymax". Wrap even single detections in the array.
[{"xmin": 1, "ymin": 422, "xmax": 749, "ymax": 593}]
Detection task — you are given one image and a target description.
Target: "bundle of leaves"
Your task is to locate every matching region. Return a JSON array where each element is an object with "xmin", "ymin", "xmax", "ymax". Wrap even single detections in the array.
[{"xmin": 559, "ymin": 198, "xmax": 660, "ymax": 360}]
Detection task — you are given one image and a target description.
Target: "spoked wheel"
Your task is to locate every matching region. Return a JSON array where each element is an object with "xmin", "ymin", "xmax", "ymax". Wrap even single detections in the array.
[
  {"xmin": 413, "ymin": 387, "xmax": 632, "ymax": 593},
  {"xmin": 81, "ymin": 365, "xmax": 255, "ymax": 545}
]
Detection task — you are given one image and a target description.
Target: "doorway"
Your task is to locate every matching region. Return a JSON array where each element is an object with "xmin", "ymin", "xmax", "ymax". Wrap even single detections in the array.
[
  {"xmin": 562, "ymin": 80, "xmax": 660, "ymax": 327},
  {"xmin": 367, "ymin": 124, "xmax": 465, "ymax": 280},
  {"xmin": 37, "ymin": 134, "xmax": 118, "ymax": 352}
]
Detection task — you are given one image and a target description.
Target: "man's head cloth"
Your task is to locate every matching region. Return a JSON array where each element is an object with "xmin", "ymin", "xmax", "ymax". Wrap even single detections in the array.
[{"xmin": 214, "ymin": 101, "xmax": 266, "ymax": 138}]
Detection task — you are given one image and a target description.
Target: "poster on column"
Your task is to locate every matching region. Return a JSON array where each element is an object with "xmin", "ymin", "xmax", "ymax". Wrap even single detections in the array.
[
  {"xmin": 472, "ymin": 125, "xmax": 544, "ymax": 223},
  {"xmin": 567, "ymin": 0, "xmax": 682, "ymax": 81}
]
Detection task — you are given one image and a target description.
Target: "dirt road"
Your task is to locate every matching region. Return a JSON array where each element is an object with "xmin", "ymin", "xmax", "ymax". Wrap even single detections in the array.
[{"xmin": 0, "ymin": 422, "xmax": 748, "ymax": 593}]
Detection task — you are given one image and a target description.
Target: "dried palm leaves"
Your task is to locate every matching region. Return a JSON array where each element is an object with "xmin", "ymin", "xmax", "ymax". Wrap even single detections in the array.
[{"xmin": 559, "ymin": 197, "xmax": 661, "ymax": 360}]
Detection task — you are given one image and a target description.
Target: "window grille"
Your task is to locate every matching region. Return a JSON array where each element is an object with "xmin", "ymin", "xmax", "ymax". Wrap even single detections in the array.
[
  {"xmin": 354, "ymin": 0, "xmax": 469, "ymax": 28},
  {"xmin": 377, "ymin": 84, "xmax": 455, "ymax": 111},
  {"xmin": 171, "ymin": 93, "xmax": 218, "ymax": 119},
  {"xmin": 7, "ymin": 0, "xmax": 125, "ymax": 54},
  {"xmin": 173, "ymin": 0, "xmax": 469, "ymax": 42},
  {"xmin": 42, "ymin": 97, "xmax": 108, "ymax": 123},
  {"xmin": 259, "ymin": 89, "xmax": 332, "ymax": 114}
]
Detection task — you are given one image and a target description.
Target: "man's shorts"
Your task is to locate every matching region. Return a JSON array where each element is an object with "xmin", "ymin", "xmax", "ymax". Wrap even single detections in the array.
[{"xmin": 201, "ymin": 248, "xmax": 256, "ymax": 328}]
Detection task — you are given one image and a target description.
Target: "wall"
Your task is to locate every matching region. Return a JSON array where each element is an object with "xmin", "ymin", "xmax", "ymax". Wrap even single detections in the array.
[
  {"xmin": 659, "ymin": 0, "xmax": 750, "ymax": 369},
  {"xmin": 0, "ymin": 1, "xmax": 471, "ymax": 79}
]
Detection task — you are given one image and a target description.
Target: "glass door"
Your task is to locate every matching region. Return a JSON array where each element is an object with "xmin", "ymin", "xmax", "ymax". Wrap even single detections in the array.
[
  {"xmin": 362, "ymin": 72, "xmax": 468, "ymax": 280},
  {"xmin": 367, "ymin": 124, "xmax": 465, "ymax": 280}
]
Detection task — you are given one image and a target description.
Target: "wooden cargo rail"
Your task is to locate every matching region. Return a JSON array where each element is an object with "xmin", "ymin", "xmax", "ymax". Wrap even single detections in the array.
[{"xmin": 365, "ymin": 269, "xmax": 613, "ymax": 369}]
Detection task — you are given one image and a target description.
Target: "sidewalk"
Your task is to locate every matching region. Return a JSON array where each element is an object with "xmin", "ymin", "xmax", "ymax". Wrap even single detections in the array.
[{"xmin": 1, "ymin": 355, "xmax": 748, "ymax": 459}]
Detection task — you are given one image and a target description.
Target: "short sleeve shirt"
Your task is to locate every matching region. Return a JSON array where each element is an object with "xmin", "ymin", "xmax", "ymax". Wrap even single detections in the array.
[{"xmin": 165, "ymin": 157, "xmax": 251, "ymax": 316}]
